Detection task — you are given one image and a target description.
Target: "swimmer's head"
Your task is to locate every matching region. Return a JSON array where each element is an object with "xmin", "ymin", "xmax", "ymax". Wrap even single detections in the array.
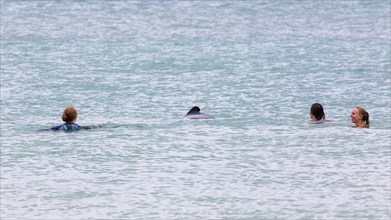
[
  {"xmin": 310, "ymin": 103, "xmax": 325, "ymax": 121},
  {"xmin": 62, "ymin": 107, "xmax": 78, "ymax": 123},
  {"xmin": 351, "ymin": 106, "xmax": 369, "ymax": 127}
]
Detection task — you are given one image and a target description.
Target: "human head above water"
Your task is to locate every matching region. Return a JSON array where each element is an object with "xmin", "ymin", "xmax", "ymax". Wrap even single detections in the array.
[
  {"xmin": 310, "ymin": 103, "xmax": 325, "ymax": 121},
  {"xmin": 350, "ymin": 107, "xmax": 369, "ymax": 128},
  {"xmin": 62, "ymin": 106, "xmax": 78, "ymax": 123}
]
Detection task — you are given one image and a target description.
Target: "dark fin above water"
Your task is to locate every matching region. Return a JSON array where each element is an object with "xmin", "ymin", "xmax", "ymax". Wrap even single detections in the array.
[
  {"xmin": 186, "ymin": 106, "xmax": 201, "ymax": 115},
  {"xmin": 185, "ymin": 106, "xmax": 214, "ymax": 119}
]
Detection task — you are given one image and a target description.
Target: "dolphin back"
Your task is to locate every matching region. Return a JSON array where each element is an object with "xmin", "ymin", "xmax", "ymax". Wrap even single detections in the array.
[{"xmin": 185, "ymin": 113, "xmax": 214, "ymax": 119}]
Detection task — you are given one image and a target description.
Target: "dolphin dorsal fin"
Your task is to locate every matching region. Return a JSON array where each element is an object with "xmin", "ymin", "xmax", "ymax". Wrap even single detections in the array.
[{"xmin": 186, "ymin": 106, "xmax": 200, "ymax": 115}]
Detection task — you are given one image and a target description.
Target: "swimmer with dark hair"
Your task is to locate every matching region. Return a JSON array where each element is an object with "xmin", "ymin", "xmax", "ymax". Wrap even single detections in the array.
[
  {"xmin": 350, "ymin": 107, "xmax": 369, "ymax": 128},
  {"xmin": 50, "ymin": 106, "xmax": 92, "ymax": 131},
  {"xmin": 309, "ymin": 103, "xmax": 331, "ymax": 124},
  {"xmin": 184, "ymin": 106, "xmax": 214, "ymax": 119}
]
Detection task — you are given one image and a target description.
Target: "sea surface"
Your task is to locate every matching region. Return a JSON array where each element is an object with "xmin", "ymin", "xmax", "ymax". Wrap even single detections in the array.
[{"xmin": 1, "ymin": 1, "xmax": 390, "ymax": 219}]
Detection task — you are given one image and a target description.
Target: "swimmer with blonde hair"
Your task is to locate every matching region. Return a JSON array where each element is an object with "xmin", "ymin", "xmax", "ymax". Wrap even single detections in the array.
[{"xmin": 350, "ymin": 107, "xmax": 369, "ymax": 128}]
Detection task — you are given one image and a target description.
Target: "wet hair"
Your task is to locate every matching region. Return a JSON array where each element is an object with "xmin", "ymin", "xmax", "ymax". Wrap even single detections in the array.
[
  {"xmin": 62, "ymin": 107, "xmax": 78, "ymax": 123},
  {"xmin": 310, "ymin": 103, "xmax": 325, "ymax": 120},
  {"xmin": 356, "ymin": 106, "xmax": 369, "ymax": 127}
]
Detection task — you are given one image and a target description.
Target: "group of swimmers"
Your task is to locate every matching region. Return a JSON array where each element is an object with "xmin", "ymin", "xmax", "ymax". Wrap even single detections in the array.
[
  {"xmin": 309, "ymin": 103, "xmax": 369, "ymax": 128},
  {"xmin": 50, "ymin": 104, "xmax": 370, "ymax": 132}
]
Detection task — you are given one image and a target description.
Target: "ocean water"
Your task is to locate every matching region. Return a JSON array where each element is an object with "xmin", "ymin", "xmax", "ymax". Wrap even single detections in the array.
[{"xmin": 1, "ymin": 1, "xmax": 390, "ymax": 219}]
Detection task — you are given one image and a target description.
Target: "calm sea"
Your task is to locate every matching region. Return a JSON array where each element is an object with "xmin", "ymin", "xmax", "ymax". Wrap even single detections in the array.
[{"xmin": 1, "ymin": 1, "xmax": 390, "ymax": 219}]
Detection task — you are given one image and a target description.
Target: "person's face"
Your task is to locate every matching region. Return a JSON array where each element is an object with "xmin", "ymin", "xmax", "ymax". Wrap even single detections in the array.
[{"xmin": 350, "ymin": 108, "xmax": 362, "ymax": 123}]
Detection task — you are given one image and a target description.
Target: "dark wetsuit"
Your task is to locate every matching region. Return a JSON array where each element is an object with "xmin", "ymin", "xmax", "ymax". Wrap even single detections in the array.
[{"xmin": 50, "ymin": 123, "xmax": 91, "ymax": 132}]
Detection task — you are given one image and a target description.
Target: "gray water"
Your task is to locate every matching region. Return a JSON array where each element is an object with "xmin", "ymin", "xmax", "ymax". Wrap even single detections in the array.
[{"xmin": 1, "ymin": 1, "xmax": 390, "ymax": 219}]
